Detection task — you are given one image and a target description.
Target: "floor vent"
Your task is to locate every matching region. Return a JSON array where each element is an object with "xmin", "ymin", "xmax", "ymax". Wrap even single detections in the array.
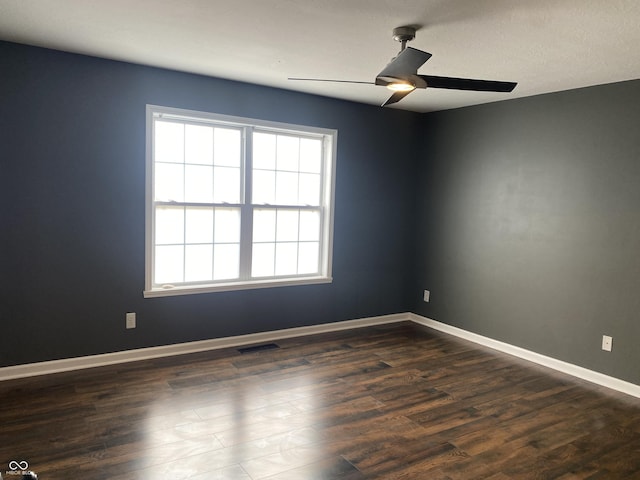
[{"xmin": 237, "ymin": 343, "xmax": 280, "ymax": 354}]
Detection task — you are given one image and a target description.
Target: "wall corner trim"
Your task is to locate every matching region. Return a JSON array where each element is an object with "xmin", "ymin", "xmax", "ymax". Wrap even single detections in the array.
[
  {"xmin": 1, "ymin": 312, "xmax": 639, "ymax": 399},
  {"xmin": 409, "ymin": 313, "xmax": 640, "ymax": 399}
]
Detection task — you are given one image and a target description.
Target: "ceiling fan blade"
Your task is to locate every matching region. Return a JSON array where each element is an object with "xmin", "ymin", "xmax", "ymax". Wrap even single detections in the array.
[
  {"xmin": 418, "ymin": 75, "xmax": 517, "ymax": 92},
  {"xmin": 288, "ymin": 77, "xmax": 374, "ymax": 85},
  {"xmin": 381, "ymin": 89, "xmax": 414, "ymax": 107},
  {"xmin": 377, "ymin": 47, "xmax": 432, "ymax": 78}
]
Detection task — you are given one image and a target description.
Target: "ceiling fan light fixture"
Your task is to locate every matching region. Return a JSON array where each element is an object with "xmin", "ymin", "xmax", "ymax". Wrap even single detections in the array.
[
  {"xmin": 288, "ymin": 26, "xmax": 517, "ymax": 107},
  {"xmin": 386, "ymin": 81, "xmax": 415, "ymax": 92}
]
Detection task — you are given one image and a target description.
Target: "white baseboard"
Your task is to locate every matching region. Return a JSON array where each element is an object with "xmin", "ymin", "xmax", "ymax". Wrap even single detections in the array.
[
  {"xmin": 0, "ymin": 313, "xmax": 409, "ymax": 381},
  {"xmin": 409, "ymin": 313, "xmax": 640, "ymax": 399},
  {"xmin": 2, "ymin": 312, "xmax": 639, "ymax": 399}
]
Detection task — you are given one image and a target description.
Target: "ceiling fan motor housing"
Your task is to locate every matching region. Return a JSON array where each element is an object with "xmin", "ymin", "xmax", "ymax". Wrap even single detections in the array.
[{"xmin": 392, "ymin": 26, "xmax": 416, "ymax": 44}]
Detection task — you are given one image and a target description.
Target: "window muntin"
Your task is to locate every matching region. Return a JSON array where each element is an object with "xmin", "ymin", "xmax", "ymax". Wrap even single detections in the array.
[{"xmin": 145, "ymin": 106, "xmax": 336, "ymax": 297}]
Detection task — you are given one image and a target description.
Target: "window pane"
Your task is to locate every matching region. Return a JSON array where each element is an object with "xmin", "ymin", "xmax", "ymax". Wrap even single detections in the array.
[
  {"xmin": 155, "ymin": 245, "xmax": 184, "ymax": 284},
  {"xmin": 184, "ymin": 165, "xmax": 213, "ymax": 203},
  {"xmin": 275, "ymin": 242, "xmax": 297, "ymax": 276},
  {"xmin": 299, "ymin": 173, "xmax": 320, "ymax": 206},
  {"xmin": 155, "ymin": 163, "xmax": 184, "ymax": 202},
  {"xmin": 214, "ymin": 128, "xmax": 241, "ymax": 167},
  {"xmin": 185, "ymin": 207, "xmax": 213, "ymax": 244},
  {"xmin": 299, "ymin": 210, "xmax": 320, "ymax": 241},
  {"xmin": 185, "ymin": 124, "xmax": 213, "ymax": 165},
  {"xmin": 155, "ymin": 206, "xmax": 184, "ymax": 245},
  {"xmin": 253, "ymin": 132, "xmax": 276, "ymax": 170},
  {"xmin": 253, "ymin": 209, "xmax": 276, "ymax": 242},
  {"xmin": 214, "ymin": 208, "xmax": 241, "ymax": 243},
  {"xmin": 155, "ymin": 121, "xmax": 184, "ymax": 164},
  {"xmin": 299, "ymin": 138, "xmax": 322, "ymax": 173},
  {"xmin": 298, "ymin": 242, "xmax": 319, "ymax": 274},
  {"xmin": 275, "ymin": 171, "xmax": 298, "ymax": 205},
  {"xmin": 213, "ymin": 166, "xmax": 241, "ymax": 203},
  {"xmin": 276, "ymin": 210, "xmax": 299, "ymax": 242},
  {"xmin": 252, "ymin": 243, "xmax": 275, "ymax": 277},
  {"xmin": 253, "ymin": 170, "xmax": 275, "ymax": 205},
  {"xmin": 276, "ymin": 135, "xmax": 299, "ymax": 171},
  {"xmin": 185, "ymin": 244, "xmax": 213, "ymax": 282},
  {"xmin": 214, "ymin": 244, "xmax": 239, "ymax": 280}
]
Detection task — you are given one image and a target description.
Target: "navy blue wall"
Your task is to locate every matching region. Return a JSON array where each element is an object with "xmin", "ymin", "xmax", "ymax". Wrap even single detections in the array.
[
  {"xmin": 1, "ymin": 41, "xmax": 419, "ymax": 367},
  {"xmin": 413, "ymin": 80, "xmax": 640, "ymax": 385}
]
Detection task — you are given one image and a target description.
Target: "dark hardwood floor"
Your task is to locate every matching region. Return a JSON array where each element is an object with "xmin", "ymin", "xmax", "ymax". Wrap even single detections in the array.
[{"xmin": 1, "ymin": 322, "xmax": 640, "ymax": 479}]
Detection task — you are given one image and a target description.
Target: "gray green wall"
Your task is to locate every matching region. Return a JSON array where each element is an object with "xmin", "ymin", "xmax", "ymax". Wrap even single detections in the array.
[
  {"xmin": 413, "ymin": 80, "xmax": 640, "ymax": 385},
  {"xmin": 0, "ymin": 41, "xmax": 418, "ymax": 367}
]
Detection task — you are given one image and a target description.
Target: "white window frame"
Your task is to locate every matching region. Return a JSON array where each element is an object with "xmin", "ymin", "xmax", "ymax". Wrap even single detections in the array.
[{"xmin": 144, "ymin": 105, "xmax": 337, "ymax": 298}]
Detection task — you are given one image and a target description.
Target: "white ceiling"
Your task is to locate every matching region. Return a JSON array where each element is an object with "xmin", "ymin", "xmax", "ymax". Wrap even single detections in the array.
[{"xmin": 1, "ymin": 0, "xmax": 639, "ymax": 113}]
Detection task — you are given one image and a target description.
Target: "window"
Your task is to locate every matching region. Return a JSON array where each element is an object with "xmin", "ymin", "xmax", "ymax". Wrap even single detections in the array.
[{"xmin": 144, "ymin": 105, "xmax": 336, "ymax": 297}]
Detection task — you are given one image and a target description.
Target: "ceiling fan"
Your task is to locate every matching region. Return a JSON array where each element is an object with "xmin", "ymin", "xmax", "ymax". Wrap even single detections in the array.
[{"xmin": 288, "ymin": 26, "xmax": 517, "ymax": 107}]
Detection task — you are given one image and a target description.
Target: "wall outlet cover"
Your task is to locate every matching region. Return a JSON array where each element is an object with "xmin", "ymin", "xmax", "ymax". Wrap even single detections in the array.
[
  {"xmin": 602, "ymin": 335, "xmax": 612, "ymax": 352},
  {"xmin": 126, "ymin": 312, "xmax": 136, "ymax": 329},
  {"xmin": 423, "ymin": 290, "xmax": 430, "ymax": 302}
]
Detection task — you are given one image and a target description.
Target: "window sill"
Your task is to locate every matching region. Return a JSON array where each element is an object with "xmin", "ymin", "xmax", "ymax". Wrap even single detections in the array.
[{"xmin": 143, "ymin": 276, "xmax": 333, "ymax": 298}]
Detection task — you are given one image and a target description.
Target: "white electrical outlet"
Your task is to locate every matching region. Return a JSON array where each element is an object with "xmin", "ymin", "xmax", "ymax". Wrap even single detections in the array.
[
  {"xmin": 602, "ymin": 335, "xmax": 612, "ymax": 352},
  {"xmin": 126, "ymin": 312, "xmax": 136, "ymax": 329},
  {"xmin": 423, "ymin": 290, "xmax": 430, "ymax": 302}
]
